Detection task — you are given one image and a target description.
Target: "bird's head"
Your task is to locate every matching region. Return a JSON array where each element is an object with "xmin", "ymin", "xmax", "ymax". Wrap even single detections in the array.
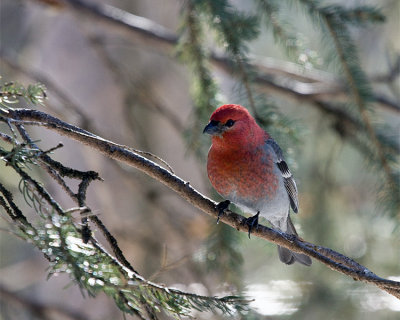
[{"xmin": 203, "ymin": 104, "xmax": 266, "ymax": 148}]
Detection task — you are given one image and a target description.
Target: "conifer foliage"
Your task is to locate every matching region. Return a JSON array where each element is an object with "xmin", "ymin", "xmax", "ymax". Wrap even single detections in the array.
[{"xmin": 1, "ymin": 0, "xmax": 398, "ymax": 319}]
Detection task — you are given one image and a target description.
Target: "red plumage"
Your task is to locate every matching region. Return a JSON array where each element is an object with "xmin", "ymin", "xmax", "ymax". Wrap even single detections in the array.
[{"xmin": 204, "ymin": 104, "xmax": 311, "ymax": 266}]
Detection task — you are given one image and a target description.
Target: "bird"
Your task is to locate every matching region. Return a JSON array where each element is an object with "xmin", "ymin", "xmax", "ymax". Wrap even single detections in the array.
[{"xmin": 203, "ymin": 104, "xmax": 312, "ymax": 266}]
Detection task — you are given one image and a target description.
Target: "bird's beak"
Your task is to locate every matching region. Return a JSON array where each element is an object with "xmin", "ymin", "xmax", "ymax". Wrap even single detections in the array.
[{"xmin": 203, "ymin": 121, "xmax": 224, "ymax": 135}]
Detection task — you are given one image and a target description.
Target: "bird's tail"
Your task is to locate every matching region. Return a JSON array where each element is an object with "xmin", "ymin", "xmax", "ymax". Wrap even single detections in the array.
[{"xmin": 277, "ymin": 217, "xmax": 312, "ymax": 266}]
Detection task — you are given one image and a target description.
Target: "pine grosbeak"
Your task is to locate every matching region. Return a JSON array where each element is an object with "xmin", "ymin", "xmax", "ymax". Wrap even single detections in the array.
[{"xmin": 203, "ymin": 104, "xmax": 311, "ymax": 266}]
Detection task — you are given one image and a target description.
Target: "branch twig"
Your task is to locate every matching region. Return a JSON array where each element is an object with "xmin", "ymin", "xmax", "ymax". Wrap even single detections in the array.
[{"xmin": 2, "ymin": 107, "xmax": 399, "ymax": 299}]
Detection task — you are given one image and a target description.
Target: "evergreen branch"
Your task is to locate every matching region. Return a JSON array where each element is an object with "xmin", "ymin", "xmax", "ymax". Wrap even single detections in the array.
[
  {"xmin": 257, "ymin": 0, "xmax": 321, "ymax": 67},
  {"xmin": 258, "ymin": 1, "xmax": 295, "ymax": 53},
  {"xmin": 0, "ymin": 182, "xmax": 31, "ymax": 226},
  {"xmin": 191, "ymin": 0, "xmax": 259, "ymax": 114},
  {"xmin": 237, "ymin": 57, "xmax": 258, "ymax": 117},
  {"xmin": 295, "ymin": 0, "xmax": 398, "ymax": 215},
  {"xmin": 9, "ymin": 121, "xmax": 142, "ymax": 275},
  {"xmin": 179, "ymin": 2, "xmax": 218, "ymax": 113},
  {"xmin": 1, "ymin": 178, "xmax": 248, "ymax": 318},
  {"xmin": 16, "ymin": 1, "xmax": 400, "ymax": 113},
  {"xmin": 321, "ymin": 5, "xmax": 385, "ymax": 25},
  {"xmin": 2, "ymin": 107, "xmax": 399, "ymax": 299},
  {"xmin": 323, "ymin": 17, "xmax": 395, "ymax": 186},
  {"xmin": 312, "ymin": 100, "xmax": 399, "ymax": 154},
  {"xmin": 177, "ymin": 2, "xmax": 219, "ymax": 150},
  {"xmin": 0, "ymin": 81, "xmax": 46, "ymax": 107},
  {"xmin": 89, "ymin": 240, "xmax": 248, "ymax": 317},
  {"xmin": 179, "ymin": 2, "xmax": 249, "ymax": 288},
  {"xmin": 1, "ymin": 108, "xmax": 251, "ymax": 317}
]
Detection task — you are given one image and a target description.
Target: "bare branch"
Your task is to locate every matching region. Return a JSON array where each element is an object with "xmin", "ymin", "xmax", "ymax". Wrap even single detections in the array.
[
  {"xmin": 24, "ymin": 0, "xmax": 400, "ymax": 114},
  {"xmin": 2, "ymin": 107, "xmax": 399, "ymax": 299}
]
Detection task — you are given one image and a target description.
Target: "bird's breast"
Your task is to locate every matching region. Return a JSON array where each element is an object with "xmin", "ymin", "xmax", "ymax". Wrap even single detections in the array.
[{"xmin": 207, "ymin": 146, "xmax": 279, "ymax": 203}]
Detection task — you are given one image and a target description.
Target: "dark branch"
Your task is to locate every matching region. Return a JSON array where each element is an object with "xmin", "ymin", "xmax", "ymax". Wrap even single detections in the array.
[
  {"xmin": 0, "ymin": 119, "xmax": 138, "ymax": 276},
  {"xmin": 2, "ymin": 107, "xmax": 399, "ymax": 299}
]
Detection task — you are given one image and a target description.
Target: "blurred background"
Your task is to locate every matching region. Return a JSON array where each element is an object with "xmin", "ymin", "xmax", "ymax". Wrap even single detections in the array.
[{"xmin": 0, "ymin": 0, "xmax": 399, "ymax": 319}]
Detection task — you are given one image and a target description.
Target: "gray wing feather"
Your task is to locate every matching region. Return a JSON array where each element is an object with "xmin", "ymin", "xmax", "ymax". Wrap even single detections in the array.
[{"xmin": 266, "ymin": 139, "xmax": 299, "ymax": 213}]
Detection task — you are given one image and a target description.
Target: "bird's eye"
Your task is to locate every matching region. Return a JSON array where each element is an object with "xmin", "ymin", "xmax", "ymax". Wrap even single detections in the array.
[{"xmin": 225, "ymin": 119, "xmax": 235, "ymax": 127}]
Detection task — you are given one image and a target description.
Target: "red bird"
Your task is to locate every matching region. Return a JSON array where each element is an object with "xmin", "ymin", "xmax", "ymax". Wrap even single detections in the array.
[{"xmin": 203, "ymin": 104, "xmax": 311, "ymax": 266}]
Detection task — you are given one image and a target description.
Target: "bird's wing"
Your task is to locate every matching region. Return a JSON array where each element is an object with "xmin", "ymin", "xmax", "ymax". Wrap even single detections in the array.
[{"xmin": 266, "ymin": 138, "xmax": 299, "ymax": 213}]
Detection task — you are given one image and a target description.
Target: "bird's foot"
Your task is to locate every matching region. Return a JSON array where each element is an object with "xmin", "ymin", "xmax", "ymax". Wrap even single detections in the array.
[
  {"xmin": 216, "ymin": 200, "xmax": 231, "ymax": 224},
  {"xmin": 243, "ymin": 211, "xmax": 260, "ymax": 239}
]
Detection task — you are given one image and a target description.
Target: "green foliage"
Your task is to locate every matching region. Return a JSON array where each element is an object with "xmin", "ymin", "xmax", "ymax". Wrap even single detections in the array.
[
  {"xmin": 294, "ymin": 0, "xmax": 398, "ymax": 217},
  {"xmin": 0, "ymin": 145, "xmax": 250, "ymax": 318},
  {"xmin": 303, "ymin": 3, "xmax": 375, "ymax": 101},
  {"xmin": 176, "ymin": 2, "xmax": 397, "ymax": 312},
  {"xmin": 319, "ymin": 5, "xmax": 385, "ymax": 25},
  {"xmin": 254, "ymin": 95, "xmax": 302, "ymax": 146},
  {"xmin": 177, "ymin": 3, "xmax": 220, "ymax": 152},
  {"xmin": 1, "ymin": 0, "xmax": 399, "ymax": 318},
  {"xmin": 178, "ymin": 0, "xmax": 260, "ymax": 153},
  {"xmin": 178, "ymin": 0, "xmax": 399, "ymax": 218},
  {"xmin": 193, "ymin": 0, "xmax": 260, "ymax": 56},
  {"xmin": 0, "ymin": 80, "xmax": 46, "ymax": 108},
  {"xmin": 177, "ymin": 4, "xmax": 218, "ymax": 114},
  {"xmin": 1, "ymin": 141, "xmax": 41, "ymax": 168},
  {"xmin": 257, "ymin": 0, "xmax": 321, "ymax": 67},
  {"xmin": 15, "ymin": 206, "xmax": 250, "ymax": 318},
  {"xmin": 0, "ymin": 81, "xmax": 251, "ymax": 319},
  {"xmin": 177, "ymin": 1, "xmax": 259, "ymax": 291}
]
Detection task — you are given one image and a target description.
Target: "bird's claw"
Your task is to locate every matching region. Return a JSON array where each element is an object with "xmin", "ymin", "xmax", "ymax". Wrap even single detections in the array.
[
  {"xmin": 244, "ymin": 211, "xmax": 259, "ymax": 239},
  {"xmin": 216, "ymin": 200, "xmax": 231, "ymax": 224}
]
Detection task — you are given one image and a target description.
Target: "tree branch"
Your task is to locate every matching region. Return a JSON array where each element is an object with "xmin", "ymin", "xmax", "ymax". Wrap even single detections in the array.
[
  {"xmin": 1, "ymin": 125, "xmax": 247, "ymax": 317},
  {"xmin": 2, "ymin": 107, "xmax": 399, "ymax": 299},
  {"xmin": 27, "ymin": 0, "xmax": 400, "ymax": 113}
]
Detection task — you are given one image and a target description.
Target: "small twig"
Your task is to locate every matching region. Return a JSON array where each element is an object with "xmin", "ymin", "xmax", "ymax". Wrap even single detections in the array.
[
  {"xmin": 149, "ymin": 253, "xmax": 189, "ymax": 281},
  {"xmin": 0, "ymin": 132, "xmax": 14, "ymax": 144},
  {"xmin": 149, "ymin": 244, "xmax": 190, "ymax": 281},
  {"xmin": 16, "ymin": 166, "xmax": 65, "ymax": 216},
  {"xmin": 6, "ymin": 118, "xmax": 18, "ymax": 140},
  {"xmin": 38, "ymin": 160, "xmax": 77, "ymax": 199},
  {"xmin": 41, "ymin": 142, "xmax": 64, "ymax": 155},
  {"xmin": 63, "ymin": 206, "xmax": 89, "ymax": 215},
  {"xmin": 0, "ymin": 183, "xmax": 31, "ymax": 224},
  {"xmin": 128, "ymin": 148, "xmax": 174, "ymax": 174},
  {"xmin": 89, "ymin": 215, "xmax": 139, "ymax": 274},
  {"xmin": 2, "ymin": 118, "xmax": 137, "ymax": 274},
  {"xmin": 10, "ymin": 125, "xmax": 135, "ymax": 273}
]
